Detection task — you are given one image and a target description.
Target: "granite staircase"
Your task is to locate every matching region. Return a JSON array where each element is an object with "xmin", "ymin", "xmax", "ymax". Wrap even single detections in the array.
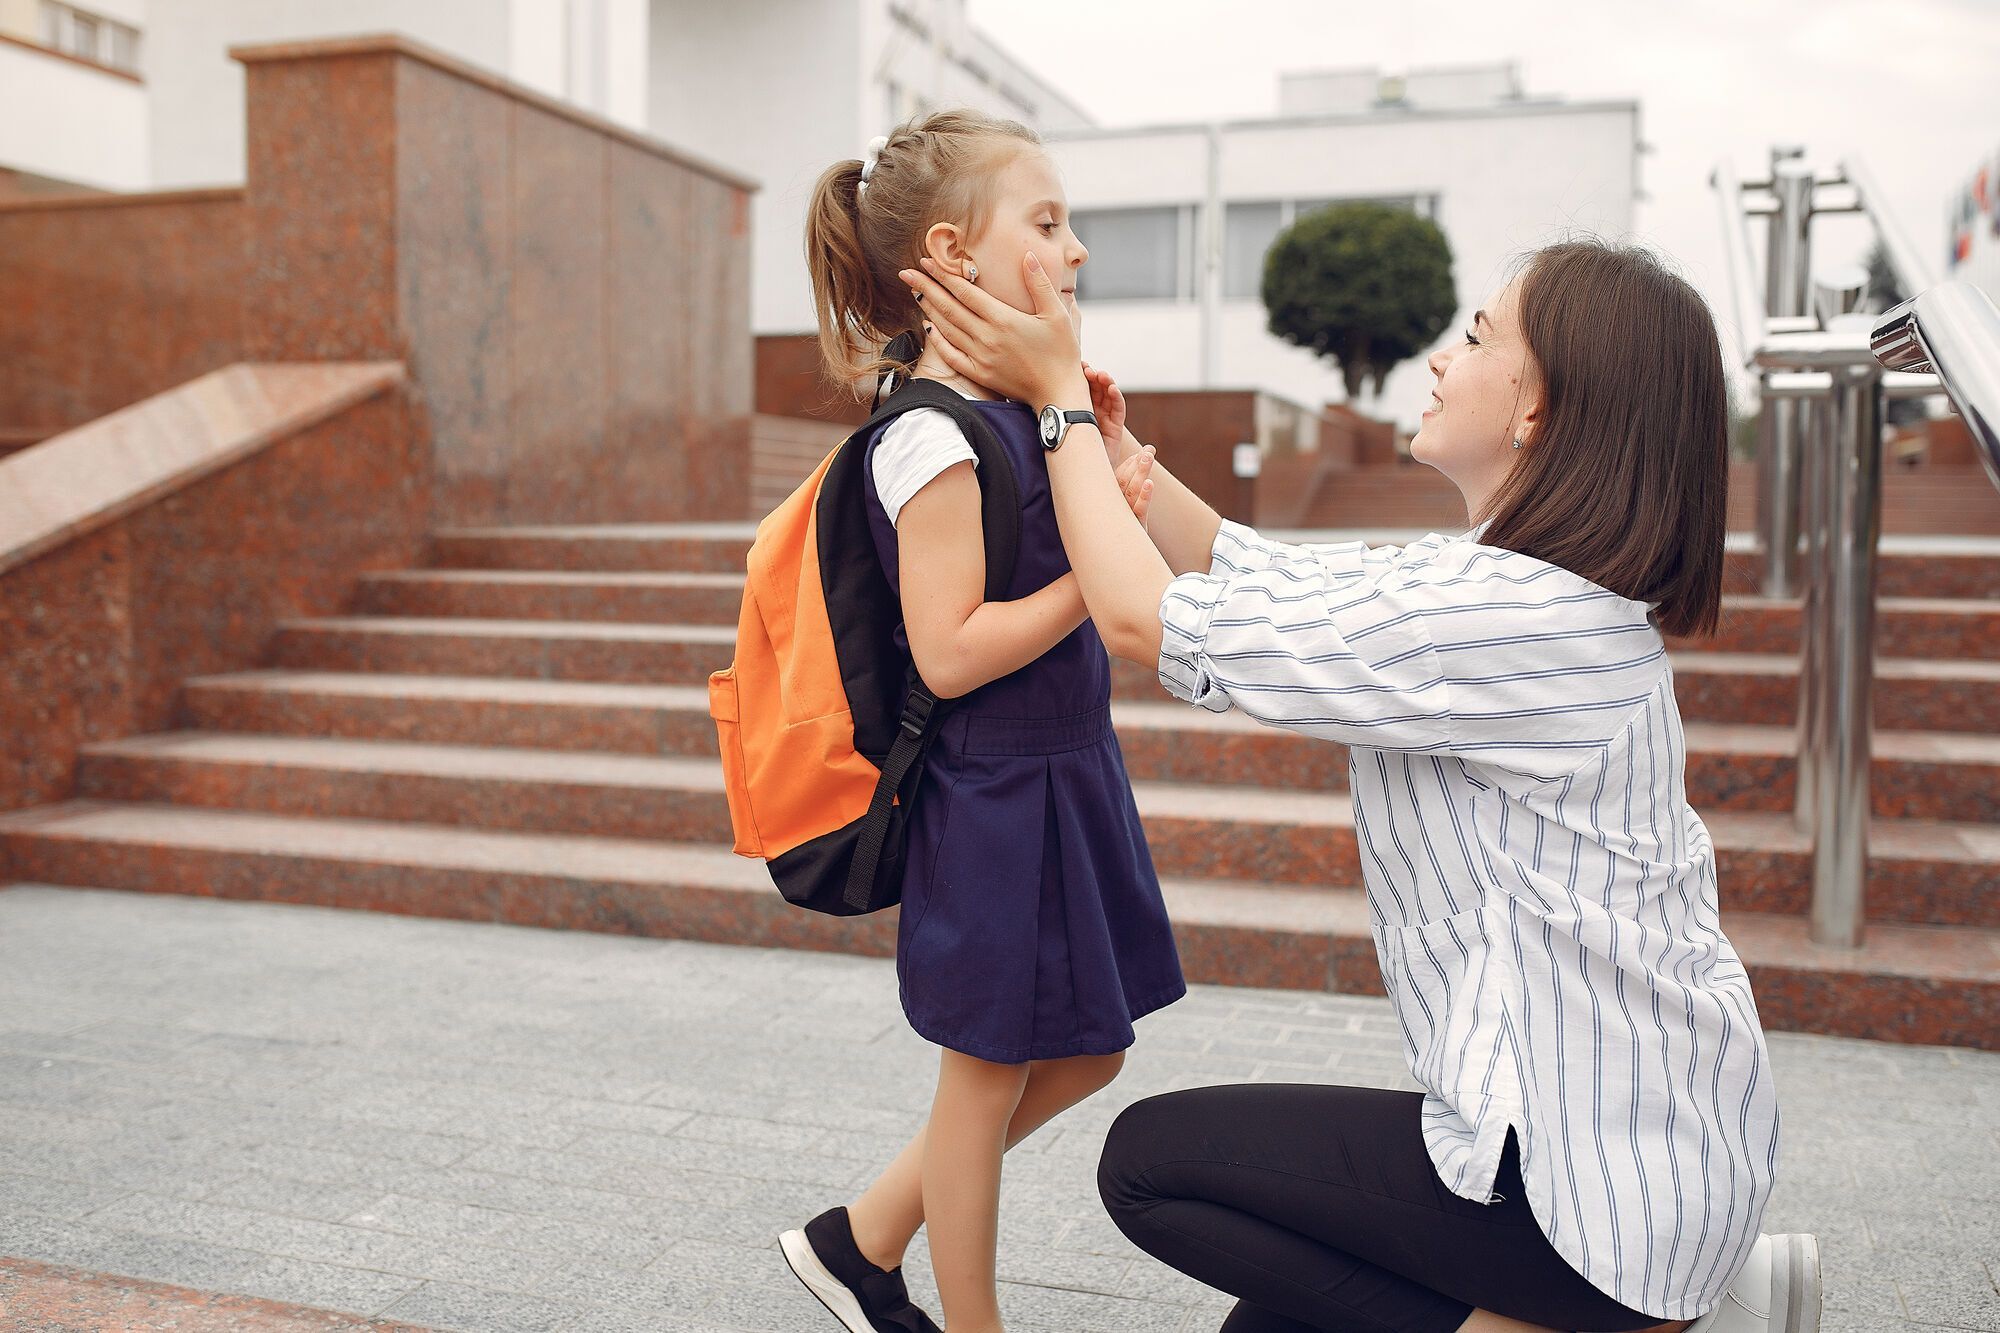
[{"xmin": 2, "ymin": 523, "xmax": 1995, "ymax": 1048}]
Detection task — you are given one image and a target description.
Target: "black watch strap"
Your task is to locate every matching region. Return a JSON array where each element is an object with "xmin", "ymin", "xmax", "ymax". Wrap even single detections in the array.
[{"xmin": 1041, "ymin": 406, "xmax": 1097, "ymax": 451}]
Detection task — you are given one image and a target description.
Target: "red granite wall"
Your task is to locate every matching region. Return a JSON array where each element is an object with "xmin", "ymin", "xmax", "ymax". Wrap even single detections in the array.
[
  {"xmin": 0, "ymin": 390, "xmax": 422, "ymax": 817},
  {"xmin": 0, "ymin": 37, "xmax": 755, "ymax": 526},
  {"xmin": 0, "ymin": 189, "xmax": 250, "ymax": 436},
  {"xmin": 237, "ymin": 37, "xmax": 756, "ymax": 526}
]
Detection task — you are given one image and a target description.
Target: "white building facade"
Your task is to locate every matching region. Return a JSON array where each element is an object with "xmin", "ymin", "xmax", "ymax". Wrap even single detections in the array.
[
  {"xmin": 647, "ymin": 0, "xmax": 1091, "ymax": 336},
  {"xmin": 2, "ymin": 13, "xmax": 1639, "ymax": 432},
  {"xmin": 1048, "ymin": 66, "xmax": 1641, "ymax": 430},
  {"xmin": 0, "ymin": 0, "xmax": 1087, "ymax": 338}
]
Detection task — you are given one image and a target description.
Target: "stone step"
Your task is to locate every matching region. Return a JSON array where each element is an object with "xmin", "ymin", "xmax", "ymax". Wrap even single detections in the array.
[
  {"xmin": 1678, "ymin": 595, "xmax": 2000, "ymax": 660},
  {"xmin": 267, "ymin": 619, "xmax": 2000, "ymax": 732},
  {"xmin": 348, "ymin": 569, "xmax": 2000, "ymax": 659},
  {"xmin": 179, "ymin": 673, "xmax": 2000, "ymax": 824},
  {"xmin": 353, "ymin": 570, "xmax": 745, "ymax": 624},
  {"xmin": 73, "ymin": 732, "xmax": 2000, "ymax": 929},
  {"xmin": 427, "ymin": 524, "xmax": 756, "ymax": 573},
  {"xmin": 268, "ymin": 618, "xmax": 735, "ymax": 683},
  {"xmin": 423, "ymin": 524, "xmax": 2000, "ymax": 601},
  {"xmin": 3, "ymin": 800, "xmax": 1990, "ymax": 1048},
  {"xmin": 1111, "ymin": 650, "xmax": 2000, "ymax": 732}
]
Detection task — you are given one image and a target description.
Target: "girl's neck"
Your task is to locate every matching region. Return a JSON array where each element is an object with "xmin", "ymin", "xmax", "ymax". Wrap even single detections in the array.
[{"xmin": 910, "ymin": 341, "xmax": 1004, "ymax": 402}]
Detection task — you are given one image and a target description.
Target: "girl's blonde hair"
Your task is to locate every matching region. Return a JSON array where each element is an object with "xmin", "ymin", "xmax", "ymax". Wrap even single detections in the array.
[{"xmin": 806, "ymin": 109, "xmax": 1041, "ymax": 395}]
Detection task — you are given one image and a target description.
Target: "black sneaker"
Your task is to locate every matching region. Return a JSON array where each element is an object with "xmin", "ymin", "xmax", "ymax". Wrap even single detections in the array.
[{"xmin": 778, "ymin": 1206, "xmax": 942, "ymax": 1333}]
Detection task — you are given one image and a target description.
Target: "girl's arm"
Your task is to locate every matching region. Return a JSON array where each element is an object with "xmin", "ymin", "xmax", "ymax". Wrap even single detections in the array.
[
  {"xmin": 904, "ymin": 255, "xmax": 1175, "ymax": 665},
  {"xmin": 1086, "ymin": 366, "xmax": 1224, "ymax": 577},
  {"xmin": 896, "ymin": 460, "xmax": 1088, "ymax": 699}
]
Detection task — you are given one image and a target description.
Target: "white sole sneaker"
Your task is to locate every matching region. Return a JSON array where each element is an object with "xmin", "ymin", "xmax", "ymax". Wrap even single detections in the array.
[
  {"xmin": 780, "ymin": 1227, "xmax": 875, "ymax": 1333},
  {"xmin": 1772, "ymin": 1232, "xmax": 1823, "ymax": 1333}
]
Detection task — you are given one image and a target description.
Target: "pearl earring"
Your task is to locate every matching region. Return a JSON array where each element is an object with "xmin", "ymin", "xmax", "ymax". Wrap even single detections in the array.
[{"xmin": 965, "ymin": 263, "xmax": 978, "ymax": 283}]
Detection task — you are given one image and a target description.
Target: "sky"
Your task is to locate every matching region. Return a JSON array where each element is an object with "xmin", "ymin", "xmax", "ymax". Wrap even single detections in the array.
[{"xmin": 967, "ymin": 0, "xmax": 1999, "ymax": 357}]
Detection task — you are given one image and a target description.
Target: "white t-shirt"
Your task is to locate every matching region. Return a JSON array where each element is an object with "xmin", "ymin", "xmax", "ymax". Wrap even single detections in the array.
[{"xmin": 871, "ymin": 384, "xmax": 984, "ymax": 527}]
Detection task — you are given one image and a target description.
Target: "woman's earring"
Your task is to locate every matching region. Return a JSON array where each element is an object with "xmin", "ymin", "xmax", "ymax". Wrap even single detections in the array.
[
  {"xmin": 964, "ymin": 263, "xmax": 978, "ymax": 283},
  {"xmin": 1511, "ymin": 438, "xmax": 1523, "ymax": 450}
]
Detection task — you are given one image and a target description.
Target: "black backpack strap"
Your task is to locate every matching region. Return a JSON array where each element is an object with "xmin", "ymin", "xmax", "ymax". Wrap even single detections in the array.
[
  {"xmin": 850, "ymin": 377, "xmax": 1021, "ymax": 602},
  {"xmin": 838, "ymin": 378, "xmax": 1022, "ymax": 913}
]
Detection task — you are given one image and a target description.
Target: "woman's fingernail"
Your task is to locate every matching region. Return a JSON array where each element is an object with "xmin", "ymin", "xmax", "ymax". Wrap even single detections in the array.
[
  {"xmin": 1026, "ymin": 252, "xmax": 1042, "ymax": 271},
  {"xmin": 920, "ymin": 257, "xmax": 935, "ymax": 269}
]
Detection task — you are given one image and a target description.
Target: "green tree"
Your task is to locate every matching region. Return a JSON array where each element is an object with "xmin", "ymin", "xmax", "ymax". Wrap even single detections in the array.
[{"xmin": 1261, "ymin": 202, "xmax": 1458, "ymax": 402}]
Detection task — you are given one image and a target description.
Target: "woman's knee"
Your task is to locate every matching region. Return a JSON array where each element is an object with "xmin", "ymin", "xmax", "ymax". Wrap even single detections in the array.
[{"xmin": 1096, "ymin": 1088, "xmax": 1191, "ymax": 1217}]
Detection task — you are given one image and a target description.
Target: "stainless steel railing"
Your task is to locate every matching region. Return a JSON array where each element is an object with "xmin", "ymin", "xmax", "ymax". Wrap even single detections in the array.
[{"xmin": 1709, "ymin": 150, "xmax": 1995, "ymax": 950}]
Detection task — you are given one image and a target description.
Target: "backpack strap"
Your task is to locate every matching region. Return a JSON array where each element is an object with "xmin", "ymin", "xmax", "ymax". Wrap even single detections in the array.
[{"xmin": 838, "ymin": 377, "xmax": 1022, "ymax": 913}]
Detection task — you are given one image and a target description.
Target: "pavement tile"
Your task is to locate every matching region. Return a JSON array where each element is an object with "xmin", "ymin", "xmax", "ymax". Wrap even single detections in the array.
[
  {"xmin": 229, "ymin": 1255, "xmax": 425, "ymax": 1319},
  {"xmin": 2, "ymin": 887, "xmax": 1995, "ymax": 1333},
  {"xmin": 378, "ymin": 1279, "xmax": 581, "ymax": 1332}
]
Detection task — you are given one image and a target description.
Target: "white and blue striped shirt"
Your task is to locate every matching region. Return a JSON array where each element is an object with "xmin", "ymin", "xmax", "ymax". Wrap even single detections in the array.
[{"xmin": 1157, "ymin": 520, "xmax": 1779, "ymax": 1322}]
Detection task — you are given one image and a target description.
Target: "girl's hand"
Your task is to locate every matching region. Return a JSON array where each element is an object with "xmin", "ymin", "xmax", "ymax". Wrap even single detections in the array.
[
  {"xmin": 1115, "ymin": 446, "xmax": 1156, "ymax": 524},
  {"xmin": 1084, "ymin": 363, "xmax": 1131, "ymax": 460},
  {"xmin": 900, "ymin": 253, "xmax": 1085, "ymax": 407}
]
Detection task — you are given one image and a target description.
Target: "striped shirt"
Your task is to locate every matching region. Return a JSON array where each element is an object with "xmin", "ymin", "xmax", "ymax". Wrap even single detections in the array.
[{"xmin": 1157, "ymin": 520, "xmax": 1779, "ymax": 1322}]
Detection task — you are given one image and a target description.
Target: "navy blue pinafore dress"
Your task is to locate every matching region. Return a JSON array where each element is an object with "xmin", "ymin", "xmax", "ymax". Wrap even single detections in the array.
[{"xmin": 862, "ymin": 395, "xmax": 1186, "ymax": 1064}]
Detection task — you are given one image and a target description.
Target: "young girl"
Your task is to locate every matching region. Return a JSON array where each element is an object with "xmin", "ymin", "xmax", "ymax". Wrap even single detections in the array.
[
  {"xmin": 776, "ymin": 110, "xmax": 1186, "ymax": 1333},
  {"xmin": 901, "ymin": 242, "xmax": 1817, "ymax": 1333}
]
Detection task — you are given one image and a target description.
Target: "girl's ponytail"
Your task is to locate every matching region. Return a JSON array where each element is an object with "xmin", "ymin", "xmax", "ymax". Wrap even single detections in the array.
[
  {"xmin": 803, "ymin": 110, "xmax": 1041, "ymax": 399},
  {"xmin": 805, "ymin": 156, "xmax": 897, "ymax": 393}
]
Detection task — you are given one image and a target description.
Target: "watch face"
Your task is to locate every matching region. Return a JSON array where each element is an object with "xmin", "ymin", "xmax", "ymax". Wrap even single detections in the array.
[{"xmin": 1039, "ymin": 405, "xmax": 1061, "ymax": 447}]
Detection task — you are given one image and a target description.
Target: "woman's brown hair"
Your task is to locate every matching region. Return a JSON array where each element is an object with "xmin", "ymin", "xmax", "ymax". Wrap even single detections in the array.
[
  {"xmin": 1477, "ymin": 239, "xmax": 1730, "ymax": 639},
  {"xmin": 805, "ymin": 109, "xmax": 1040, "ymax": 395}
]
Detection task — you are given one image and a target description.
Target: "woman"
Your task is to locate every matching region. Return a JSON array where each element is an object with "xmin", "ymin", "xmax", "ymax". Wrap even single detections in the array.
[{"xmin": 897, "ymin": 240, "xmax": 1818, "ymax": 1333}]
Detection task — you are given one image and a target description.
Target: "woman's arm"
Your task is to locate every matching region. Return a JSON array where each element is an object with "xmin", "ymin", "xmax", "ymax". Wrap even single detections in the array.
[
  {"xmin": 897, "ymin": 460, "xmax": 1088, "ymax": 699},
  {"xmin": 904, "ymin": 255, "xmax": 1183, "ymax": 664},
  {"xmin": 1085, "ymin": 365, "xmax": 1224, "ymax": 577}
]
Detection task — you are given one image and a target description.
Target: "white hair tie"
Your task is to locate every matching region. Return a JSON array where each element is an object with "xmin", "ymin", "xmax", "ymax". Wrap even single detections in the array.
[{"xmin": 857, "ymin": 135, "xmax": 889, "ymax": 197}]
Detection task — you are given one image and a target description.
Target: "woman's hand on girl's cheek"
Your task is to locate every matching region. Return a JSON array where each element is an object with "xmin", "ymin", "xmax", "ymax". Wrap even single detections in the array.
[{"xmin": 900, "ymin": 253, "xmax": 1085, "ymax": 406}]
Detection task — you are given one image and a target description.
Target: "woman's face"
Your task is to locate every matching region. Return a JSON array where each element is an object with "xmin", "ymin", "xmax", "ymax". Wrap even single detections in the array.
[
  {"xmin": 1410, "ymin": 277, "xmax": 1543, "ymax": 503},
  {"xmin": 961, "ymin": 149, "xmax": 1088, "ymax": 340}
]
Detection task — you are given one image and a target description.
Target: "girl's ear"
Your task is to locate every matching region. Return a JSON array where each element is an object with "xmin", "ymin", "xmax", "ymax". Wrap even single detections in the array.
[{"xmin": 922, "ymin": 221, "xmax": 968, "ymax": 269}]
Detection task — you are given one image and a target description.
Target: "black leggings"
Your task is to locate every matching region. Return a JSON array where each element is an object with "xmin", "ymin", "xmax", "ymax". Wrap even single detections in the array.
[{"xmin": 1097, "ymin": 1084, "xmax": 1666, "ymax": 1333}]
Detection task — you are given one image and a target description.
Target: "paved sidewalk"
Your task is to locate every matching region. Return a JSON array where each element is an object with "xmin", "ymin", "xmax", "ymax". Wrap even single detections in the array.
[{"xmin": 0, "ymin": 886, "xmax": 1993, "ymax": 1333}]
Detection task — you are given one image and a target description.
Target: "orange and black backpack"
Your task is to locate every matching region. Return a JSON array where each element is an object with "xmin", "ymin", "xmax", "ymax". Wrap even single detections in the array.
[{"xmin": 708, "ymin": 378, "xmax": 1020, "ymax": 916}]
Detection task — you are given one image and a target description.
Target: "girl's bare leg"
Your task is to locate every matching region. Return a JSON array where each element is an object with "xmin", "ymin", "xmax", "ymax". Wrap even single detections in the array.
[
  {"xmin": 921, "ymin": 1049, "xmax": 1030, "ymax": 1333},
  {"xmin": 848, "ymin": 1051, "xmax": 1126, "ymax": 1271}
]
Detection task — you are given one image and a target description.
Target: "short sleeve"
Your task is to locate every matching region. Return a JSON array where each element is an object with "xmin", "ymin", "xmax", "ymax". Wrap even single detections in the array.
[
  {"xmin": 872, "ymin": 409, "xmax": 979, "ymax": 527},
  {"xmin": 1159, "ymin": 526, "xmax": 1668, "ymax": 779}
]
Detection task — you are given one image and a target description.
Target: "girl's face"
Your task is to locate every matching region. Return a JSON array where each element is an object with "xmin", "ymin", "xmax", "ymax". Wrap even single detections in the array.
[
  {"xmin": 1410, "ymin": 277, "xmax": 1544, "ymax": 506},
  {"xmin": 943, "ymin": 149, "xmax": 1088, "ymax": 340}
]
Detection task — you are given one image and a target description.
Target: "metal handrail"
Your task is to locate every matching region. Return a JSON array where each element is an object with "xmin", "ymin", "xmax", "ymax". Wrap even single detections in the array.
[
  {"xmin": 1710, "ymin": 161, "xmax": 1766, "ymax": 370},
  {"xmin": 1708, "ymin": 150, "xmax": 1977, "ymax": 952},
  {"xmin": 1844, "ymin": 156, "xmax": 1940, "ymax": 302},
  {"xmin": 1872, "ymin": 282, "xmax": 2000, "ymax": 480}
]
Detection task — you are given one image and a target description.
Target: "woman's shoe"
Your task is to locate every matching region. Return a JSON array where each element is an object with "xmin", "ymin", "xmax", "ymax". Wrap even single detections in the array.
[
  {"xmin": 778, "ymin": 1206, "xmax": 943, "ymax": 1333},
  {"xmin": 1687, "ymin": 1233, "xmax": 1822, "ymax": 1332}
]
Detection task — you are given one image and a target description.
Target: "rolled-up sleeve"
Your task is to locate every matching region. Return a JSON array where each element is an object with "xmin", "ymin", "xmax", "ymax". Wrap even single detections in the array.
[{"xmin": 1158, "ymin": 523, "xmax": 1668, "ymax": 771}]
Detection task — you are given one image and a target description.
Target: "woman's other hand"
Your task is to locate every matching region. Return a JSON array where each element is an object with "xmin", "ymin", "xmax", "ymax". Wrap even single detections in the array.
[
  {"xmin": 1115, "ymin": 446, "xmax": 1157, "ymax": 524},
  {"xmin": 900, "ymin": 253, "xmax": 1085, "ymax": 407}
]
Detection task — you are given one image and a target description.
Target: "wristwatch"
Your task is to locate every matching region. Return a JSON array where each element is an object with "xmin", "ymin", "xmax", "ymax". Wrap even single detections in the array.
[{"xmin": 1037, "ymin": 405, "xmax": 1097, "ymax": 452}]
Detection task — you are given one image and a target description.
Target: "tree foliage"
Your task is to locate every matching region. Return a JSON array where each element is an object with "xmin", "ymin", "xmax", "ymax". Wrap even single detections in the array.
[{"xmin": 1261, "ymin": 203, "xmax": 1458, "ymax": 401}]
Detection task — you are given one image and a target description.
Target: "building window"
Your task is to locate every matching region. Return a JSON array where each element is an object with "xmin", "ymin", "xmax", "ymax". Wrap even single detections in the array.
[
  {"xmin": 1224, "ymin": 203, "xmax": 1284, "ymax": 302},
  {"xmin": 1224, "ymin": 194, "xmax": 1438, "ymax": 301},
  {"xmin": 37, "ymin": 1, "xmax": 141, "ymax": 75},
  {"xmin": 1073, "ymin": 206, "xmax": 1195, "ymax": 301}
]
